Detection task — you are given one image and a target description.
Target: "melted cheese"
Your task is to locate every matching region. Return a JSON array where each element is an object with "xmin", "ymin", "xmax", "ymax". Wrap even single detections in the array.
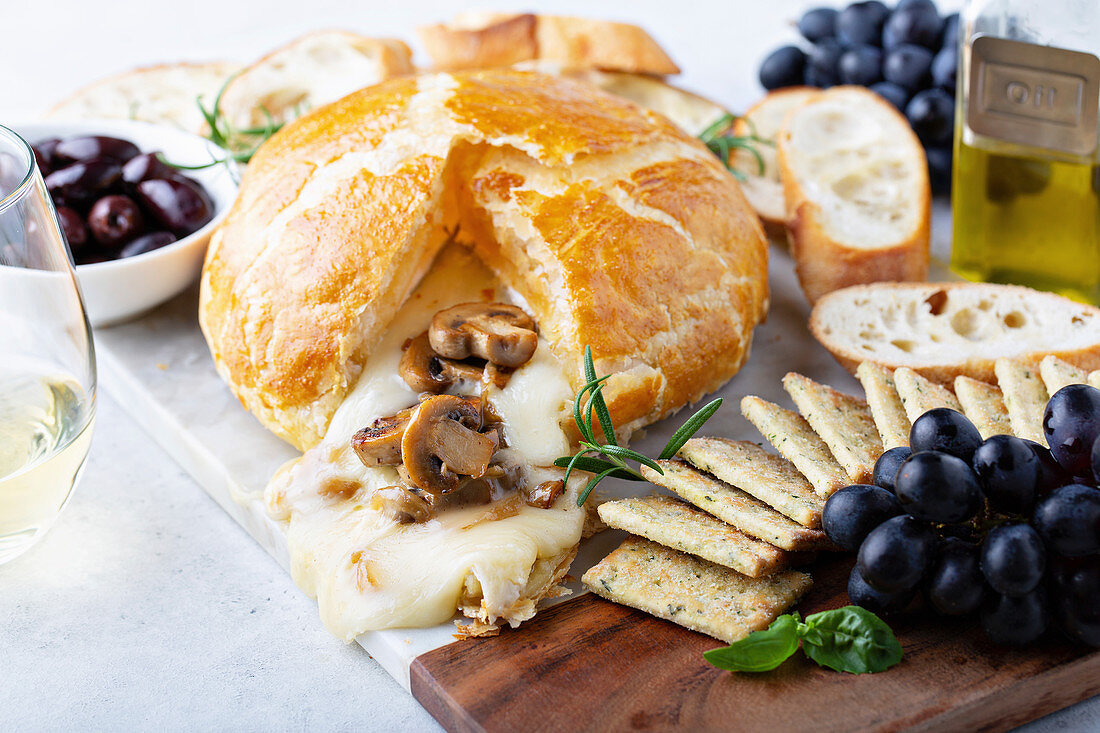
[{"xmin": 265, "ymin": 244, "xmax": 584, "ymax": 640}]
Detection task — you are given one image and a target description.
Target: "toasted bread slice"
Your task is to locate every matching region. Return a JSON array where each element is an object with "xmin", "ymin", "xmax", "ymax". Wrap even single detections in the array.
[
  {"xmin": 582, "ymin": 537, "xmax": 812, "ymax": 643},
  {"xmin": 642, "ymin": 461, "xmax": 832, "ymax": 552},
  {"xmin": 597, "ymin": 496, "xmax": 792, "ymax": 577},
  {"xmin": 678, "ymin": 438, "xmax": 825, "ymax": 528},
  {"xmin": 418, "ymin": 12, "xmax": 679, "ymax": 74},
  {"xmin": 777, "ymin": 86, "xmax": 930, "ymax": 303},
  {"xmin": 782, "ymin": 372, "xmax": 883, "ymax": 484},
  {"xmin": 731, "ymin": 88, "xmax": 821, "ymax": 232},
  {"xmin": 1040, "ymin": 355, "xmax": 1089, "ymax": 395},
  {"xmin": 856, "ymin": 362, "xmax": 911, "ymax": 450},
  {"xmin": 810, "ymin": 282, "xmax": 1100, "ymax": 383},
  {"xmin": 46, "ymin": 61, "xmax": 241, "ymax": 134},
  {"xmin": 954, "ymin": 376, "xmax": 1013, "ymax": 439},
  {"xmin": 995, "ymin": 359, "xmax": 1049, "ymax": 445},
  {"xmin": 218, "ymin": 31, "xmax": 413, "ymax": 129},
  {"xmin": 741, "ymin": 396, "xmax": 849, "ymax": 497},
  {"xmin": 893, "ymin": 366, "xmax": 962, "ymax": 423}
]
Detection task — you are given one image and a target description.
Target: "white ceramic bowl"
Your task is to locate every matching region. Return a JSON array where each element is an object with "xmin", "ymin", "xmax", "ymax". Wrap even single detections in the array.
[{"xmin": 14, "ymin": 119, "xmax": 238, "ymax": 327}]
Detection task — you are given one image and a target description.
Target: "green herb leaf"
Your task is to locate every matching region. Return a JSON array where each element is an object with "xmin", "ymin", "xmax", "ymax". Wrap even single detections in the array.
[
  {"xmin": 584, "ymin": 346, "xmax": 617, "ymax": 446},
  {"xmin": 800, "ymin": 606, "xmax": 903, "ymax": 675},
  {"xmin": 703, "ymin": 614, "xmax": 801, "ymax": 672},
  {"xmin": 698, "ymin": 113, "xmax": 775, "ymax": 180},
  {"xmin": 577, "ymin": 466, "xmax": 620, "ymax": 506},
  {"xmin": 658, "ymin": 398, "xmax": 723, "ymax": 459},
  {"xmin": 551, "ymin": 456, "xmax": 644, "ymax": 480},
  {"xmin": 597, "ymin": 445, "xmax": 664, "ymax": 474}
]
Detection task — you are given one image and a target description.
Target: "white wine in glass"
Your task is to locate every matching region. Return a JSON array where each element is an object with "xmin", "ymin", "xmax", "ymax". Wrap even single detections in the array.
[{"xmin": 0, "ymin": 125, "xmax": 96, "ymax": 565}]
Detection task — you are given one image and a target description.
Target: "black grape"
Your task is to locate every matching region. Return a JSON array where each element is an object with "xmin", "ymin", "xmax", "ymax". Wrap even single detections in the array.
[
  {"xmin": 1050, "ymin": 557, "xmax": 1100, "ymax": 647},
  {"xmin": 927, "ymin": 537, "xmax": 985, "ymax": 616},
  {"xmin": 883, "ymin": 44, "xmax": 934, "ymax": 91},
  {"xmin": 838, "ymin": 45, "xmax": 884, "ymax": 85},
  {"xmin": 980, "ymin": 523, "xmax": 1046, "ymax": 596},
  {"xmin": 857, "ymin": 515, "xmax": 937, "ymax": 593},
  {"xmin": 848, "ymin": 564, "xmax": 915, "ymax": 616},
  {"xmin": 895, "ymin": 450, "xmax": 982, "ymax": 523},
  {"xmin": 972, "ymin": 435, "xmax": 1040, "ymax": 515},
  {"xmin": 883, "ymin": 3, "xmax": 943, "ymax": 49},
  {"xmin": 909, "ymin": 408, "xmax": 982, "ymax": 461},
  {"xmin": 1032, "ymin": 484, "xmax": 1100, "ymax": 557},
  {"xmin": 981, "ymin": 588, "xmax": 1049, "ymax": 646},
  {"xmin": 759, "ymin": 46, "xmax": 807, "ymax": 90},
  {"xmin": 799, "ymin": 7, "xmax": 839, "ymax": 43},
  {"xmin": 1043, "ymin": 384, "xmax": 1100, "ymax": 477},
  {"xmin": 836, "ymin": 1, "xmax": 890, "ymax": 47},
  {"xmin": 823, "ymin": 484, "xmax": 904, "ymax": 551}
]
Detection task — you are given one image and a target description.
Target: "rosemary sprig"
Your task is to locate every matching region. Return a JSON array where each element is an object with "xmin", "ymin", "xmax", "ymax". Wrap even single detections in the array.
[
  {"xmin": 555, "ymin": 346, "xmax": 723, "ymax": 506},
  {"xmin": 698, "ymin": 113, "xmax": 775, "ymax": 182}
]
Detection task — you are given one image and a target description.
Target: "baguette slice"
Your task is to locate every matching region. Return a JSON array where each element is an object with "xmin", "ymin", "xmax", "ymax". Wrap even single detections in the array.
[
  {"xmin": 46, "ymin": 61, "xmax": 241, "ymax": 134},
  {"xmin": 777, "ymin": 86, "xmax": 930, "ymax": 303},
  {"xmin": 731, "ymin": 88, "xmax": 821, "ymax": 232},
  {"xmin": 218, "ymin": 31, "xmax": 413, "ymax": 129},
  {"xmin": 418, "ymin": 12, "xmax": 679, "ymax": 75},
  {"xmin": 811, "ymin": 282, "xmax": 1100, "ymax": 384}
]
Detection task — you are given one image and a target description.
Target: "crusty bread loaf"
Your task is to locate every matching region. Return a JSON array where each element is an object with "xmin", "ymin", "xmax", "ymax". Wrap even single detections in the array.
[
  {"xmin": 777, "ymin": 86, "xmax": 930, "ymax": 303},
  {"xmin": 811, "ymin": 282, "xmax": 1100, "ymax": 384},
  {"xmin": 199, "ymin": 70, "xmax": 768, "ymax": 451},
  {"xmin": 418, "ymin": 12, "xmax": 679, "ymax": 75},
  {"xmin": 732, "ymin": 88, "xmax": 821, "ymax": 232},
  {"xmin": 46, "ymin": 62, "xmax": 241, "ymax": 134},
  {"xmin": 218, "ymin": 31, "xmax": 413, "ymax": 130}
]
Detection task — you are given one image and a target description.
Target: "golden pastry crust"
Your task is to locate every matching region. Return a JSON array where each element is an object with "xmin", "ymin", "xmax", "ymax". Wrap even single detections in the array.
[{"xmin": 199, "ymin": 70, "xmax": 768, "ymax": 450}]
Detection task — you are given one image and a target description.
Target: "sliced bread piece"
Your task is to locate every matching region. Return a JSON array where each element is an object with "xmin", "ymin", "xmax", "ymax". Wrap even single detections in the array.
[
  {"xmin": 995, "ymin": 359, "xmax": 1049, "ymax": 445},
  {"xmin": 418, "ymin": 12, "xmax": 679, "ymax": 74},
  {"xmin": 596, "ymin": 496, "xmax": 792, "ymax": 577},
  {"xmin": 810, "ymin": 282, "xmax": 1100, "ymax": 383},
  {"xmin": 1040, "ymin": 355, "xmax": 1089, "ymax": 395},
  {"xmin": 731, "ymin": 88, "xmax": 821, "ymax": 233},
  {"xmin": 783, "ymin": 372, "xmax": 883, "ymax": 484},
  {"xmin": 954, "ymin": 376, "xmax": 1013, "ymax": 439},
  {"xmin": 677, "ymin": 438, "xmax": 825, "ymax": 528},
  {"xmin": 582, "ymin": 537, "xmax": 812, "ymax": 644},
  {"xmin": 740, "ymin": 395, "xmax": 849, "ymax": 497},
  {"xmin": 856, "ymin": 362, "xmax": 911, "ymax": 450},
  {"xmin": 777, "ymin": 86, "xmax": 930, "ymax": 303},
  {"xmin": 893, "ymin": 366, "xmax": 962, "ymax": 423},
  {"xmin": 642, "ymin": 461, "xmax": 832, "ymax": 551},
  {"xmin": 218, "ymin": 31, "xmax": 413, "ymax": 129},
  {"xmin": 46, "ymin": 61, "xmax": 241, "ymax": 134}
]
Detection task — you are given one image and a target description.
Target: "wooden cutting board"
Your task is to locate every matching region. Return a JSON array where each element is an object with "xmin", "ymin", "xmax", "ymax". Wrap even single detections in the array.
[{"xmin": 411, "ymin": 554, "xmax": 1100, "ymax": 733}]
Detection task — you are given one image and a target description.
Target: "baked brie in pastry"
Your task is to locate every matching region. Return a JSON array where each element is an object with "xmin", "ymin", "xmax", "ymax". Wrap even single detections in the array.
[{"xmin": 198, "ymin": 69, "xmax": 768, "ymax": 639}]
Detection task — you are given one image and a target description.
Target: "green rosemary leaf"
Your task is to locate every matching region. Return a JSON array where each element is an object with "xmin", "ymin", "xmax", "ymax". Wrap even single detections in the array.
[
  {"xmin": 583, "ymin": 346, "xmax": 617, "ymax": 446},
  {"xmin": 562, "ymin": 448, "xmax": 597, "ymax": 489},
  {"xmin": 699, "ymin": 113, "xmax": 736, "ymax": 143},
  {"xmin": 658, "ymin": 398, "xmax": 723, "ymax": 459},
  {"xmin": 577, "ymin": 466, "xmax": 620, "ymax": 506},
  {"xmin": 552, "ymin": 456, "xmax": 645, "ymax": 481},
  {"xmin": 599, "ymin": 445, "xmax": 664, "ymax": 474}
]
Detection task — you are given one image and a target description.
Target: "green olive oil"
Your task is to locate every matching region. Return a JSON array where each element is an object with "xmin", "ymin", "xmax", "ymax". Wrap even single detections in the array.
[{"xmin": 951, "ymin": 133, "xmax": 1100, "ymax": 305}]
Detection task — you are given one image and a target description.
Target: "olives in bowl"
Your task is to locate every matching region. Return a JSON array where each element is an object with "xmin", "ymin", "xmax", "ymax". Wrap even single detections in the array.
[
  {"xmin": 35, "ymin": 133, "xmax": 214, "ymax": 264},
  {"xmin": 18, "ymin": 120, "xmax": 237, "ymax": 326}
]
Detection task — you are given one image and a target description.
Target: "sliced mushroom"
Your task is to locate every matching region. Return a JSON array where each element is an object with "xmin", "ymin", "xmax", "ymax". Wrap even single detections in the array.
[
  {"xmin": 399, "ymin": 332, "xmax": 511, "ymax": 393},
  {"xmin": 429, "ymin": 303, "xmax": 538, "ymax": 368},
  {"xmin": 351, "ymin": 405, "xmax": 417, "ymax": 467},
  {"xmin": 401, "ymin": 395, "xmax": 500, "ymax": 494},
  {"xmin": 369, "ymin": 485, "xmax": 432, "ymax": 523},
  {"xmin": 524, "ymin": 479, "xmax": 564, "ymax": 509}
]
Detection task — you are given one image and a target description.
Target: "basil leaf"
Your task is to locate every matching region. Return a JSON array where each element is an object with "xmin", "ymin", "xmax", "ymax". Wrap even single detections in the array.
[
  {"xmin": 800, "ymin": 606, "xmax": 903, "ymax": 675},
  {"xmin": 703, "ymin": 614, "xmax": 801, "ymax": 672}
]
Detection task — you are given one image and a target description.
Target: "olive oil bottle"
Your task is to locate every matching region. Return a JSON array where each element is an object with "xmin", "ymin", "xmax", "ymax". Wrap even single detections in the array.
[{"xmin": 951, "ymin": 1, "xmax": 1100, "ymax": 304}]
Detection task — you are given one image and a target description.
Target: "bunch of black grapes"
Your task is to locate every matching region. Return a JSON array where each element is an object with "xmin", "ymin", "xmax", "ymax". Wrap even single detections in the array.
[
  {"xmin": 758, "ymin": 0, "xmax": 958, "ymax": 194},
  {"xmin": 823, "ymin": 384, "xmax": 1100, "ymax": 647}
]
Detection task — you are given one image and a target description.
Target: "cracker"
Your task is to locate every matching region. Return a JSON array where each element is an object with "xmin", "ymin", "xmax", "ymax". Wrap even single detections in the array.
[
  {"xmin": 893, "ymin": 367, "xmax": 962, "ymax": 423},
  {"xmin": 597, "ymin": 495, "xmax": 790, "ymax": 577},
  {"xmin": 995, "ymin": 358, "xmax": 1048, "ymax": 445},
  {"xmin": 954, "ymin": 376, "xmax": 1013, "ymax": 439},
  {"xmin": 782, "ymin": 372, "xmax": 882, "ymax": 484},
  {"xmin": 1040, "ymin": 355, "xmax": 1088, "ymax": 395},
  {"xmin": 678, "ymin": 438, "xmax": 825, "ymax": 528},
  {"xmin": 641, "ymin": 460, "xmax": 833, "ymax": 551},
  {"xmin": 856, "ymin": 362, "xmax": 911, "ymax": 450},
  {"xmin": 582, "ymin": 537, "xmax": 813, "ymax": 644},
  {"xmin": 741, "ymin": 395, "xmax": 850, "ymax": 498},
  {"xmin": 1090, "ymin": 371, "xmax": 1100, "ymax": 390}
]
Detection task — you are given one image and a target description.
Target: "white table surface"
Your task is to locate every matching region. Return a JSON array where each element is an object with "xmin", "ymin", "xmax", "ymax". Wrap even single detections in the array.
[{"xmin": 2, "ymin": 0, "xmax": 1097, "ymax": 730}]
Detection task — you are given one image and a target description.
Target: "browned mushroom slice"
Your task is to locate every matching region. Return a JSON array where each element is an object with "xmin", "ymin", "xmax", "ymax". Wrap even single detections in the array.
[
  {"xmin": 369, "ymin": 485, "xmax": 432, "ymax": 523},
  {"xmin": 429, "ymin": 303, "xmax": 538, "ymax": 368},
  {"xmin": 399, "ymin": 333, "xmax": 485, "ymax": 393},
  {"xmin": 524, "ymin": 479, "xmax": 564, "ymax": 509},
  {"xmin": 351, "ymin": 406, "xmax": 416, "ymax": 467},
  {"xmin": 401, "ymin": 395, "xmax": 500, "ymax": 494}
]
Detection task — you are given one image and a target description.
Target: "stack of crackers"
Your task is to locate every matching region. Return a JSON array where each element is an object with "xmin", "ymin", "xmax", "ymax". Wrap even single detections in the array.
[{"xmin": 582, "ymin": 354, "xmax": 1098, "ymax": 643}]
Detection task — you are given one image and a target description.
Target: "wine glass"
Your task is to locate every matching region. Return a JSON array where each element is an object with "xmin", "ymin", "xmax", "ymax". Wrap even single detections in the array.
[{"xmin": 0, "ymin": 124, "xmax": 96, "ymax": 565}]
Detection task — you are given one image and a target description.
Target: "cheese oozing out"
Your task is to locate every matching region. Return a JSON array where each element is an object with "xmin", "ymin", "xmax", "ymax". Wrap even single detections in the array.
[{"xmin": 265, "ymin": 243, "xmax": 584, "ymax": 640}]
